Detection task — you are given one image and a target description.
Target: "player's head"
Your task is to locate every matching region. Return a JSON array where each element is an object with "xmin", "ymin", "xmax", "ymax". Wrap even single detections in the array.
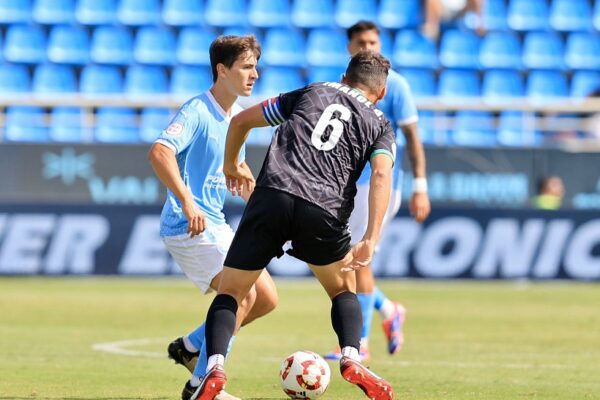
[
  {"xmin": 343, "ymin": 50, "xmax": 390, "ymax": 102},
  {"xmin": 210, "ymin": 35, "xmax": 261, "ymax": 96},
  {"xmin": 346, "ymin": 21, "xmax": 382, "ymax": 56}
]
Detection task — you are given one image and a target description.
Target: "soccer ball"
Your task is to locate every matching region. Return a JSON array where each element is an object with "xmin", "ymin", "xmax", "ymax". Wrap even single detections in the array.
[{"xmin": 279, "ymin": 351, "xmax": 331, "ymax": 399}]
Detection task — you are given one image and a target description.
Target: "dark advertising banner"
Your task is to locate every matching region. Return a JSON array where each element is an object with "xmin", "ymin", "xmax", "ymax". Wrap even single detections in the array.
[
  {"xmin": 0, "ymin": 204, "xmax": 598, "ymax": 280},
  {"xmin": 1, "ymin": 143, "xmax": 599, "ymax": 209}
]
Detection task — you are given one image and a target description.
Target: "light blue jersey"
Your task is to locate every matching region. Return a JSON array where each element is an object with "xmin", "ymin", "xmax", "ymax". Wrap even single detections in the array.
[
  {"xmin": 156, "ymin": 91, "xmax": 245, "ymax": 237},
  {"xmin": 357, "ymin": 69, "xmax": 418, "ymax": 190}
]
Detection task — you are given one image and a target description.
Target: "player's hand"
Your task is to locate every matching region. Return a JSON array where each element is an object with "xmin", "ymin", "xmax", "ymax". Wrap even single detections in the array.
[
  {"xmin": 224, "ymin": 162, "xmax": 255, "ymax": 197},
  {"xmin": 410, "ymin": 192, "xmax": 431, "ymax": 223},
  {"xmin": 182, "ymin": 200, "xmax": 206, "ymax": 236},
  {"xmin": 341, "ymin": 239, "xmax": 376, "ymax": 272}
]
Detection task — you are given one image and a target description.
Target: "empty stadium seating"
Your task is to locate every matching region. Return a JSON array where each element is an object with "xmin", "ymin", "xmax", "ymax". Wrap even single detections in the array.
[{"xmin": 0, "ymin": 0, "xmax": 598, "ymax": 145}]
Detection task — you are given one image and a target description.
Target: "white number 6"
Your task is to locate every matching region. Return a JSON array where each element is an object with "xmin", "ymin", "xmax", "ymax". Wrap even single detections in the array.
[{"xmin": 311, "ymin": 104, "xmax": 351, "ymax": 151}]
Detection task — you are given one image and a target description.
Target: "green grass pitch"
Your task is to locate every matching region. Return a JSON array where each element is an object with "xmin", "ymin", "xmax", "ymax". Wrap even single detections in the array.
[{"xmin": 1, "ymin": 278, "xmax": 599, "ymax": 399}]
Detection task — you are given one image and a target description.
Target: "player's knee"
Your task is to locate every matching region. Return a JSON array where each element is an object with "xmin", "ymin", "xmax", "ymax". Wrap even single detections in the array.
[{"xmin": 261, "ymin": 288, "xmax": 279, "ymax": 314}]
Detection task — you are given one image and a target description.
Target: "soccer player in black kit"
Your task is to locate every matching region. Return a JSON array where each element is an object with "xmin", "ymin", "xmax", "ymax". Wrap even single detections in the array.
[{"xmin": 189, "ymin": 51, "xmax": 396, "ymax": 400}]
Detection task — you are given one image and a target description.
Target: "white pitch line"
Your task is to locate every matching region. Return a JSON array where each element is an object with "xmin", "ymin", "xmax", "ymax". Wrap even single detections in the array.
[
  {"xmin": 92, "ymin": 338, "xmax": 573, "ymax": 371},
  {"xmin": 92, "ymin": 337, "xmax": 167, "ymax": 358}
]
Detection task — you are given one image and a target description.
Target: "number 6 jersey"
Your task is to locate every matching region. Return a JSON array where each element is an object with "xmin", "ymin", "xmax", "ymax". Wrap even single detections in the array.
[{"xmin": 257, "ymin": 81, "xmax": 396, "ymax": 224}]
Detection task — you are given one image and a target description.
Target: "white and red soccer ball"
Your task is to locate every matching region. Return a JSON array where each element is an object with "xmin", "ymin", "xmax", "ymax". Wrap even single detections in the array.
[{"xmin": 279, "ymin": 351, "xmax": 331, "ymax": 399}]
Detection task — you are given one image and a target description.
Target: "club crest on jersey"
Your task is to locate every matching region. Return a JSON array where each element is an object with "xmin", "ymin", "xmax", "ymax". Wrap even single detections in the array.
[{"xmin": 166, "ymin": 122, "xmax": 184, "ymax": 136}]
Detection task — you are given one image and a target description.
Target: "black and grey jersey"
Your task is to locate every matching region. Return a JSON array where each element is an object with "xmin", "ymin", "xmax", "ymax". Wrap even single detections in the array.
[{"xmin": 257, "ymin": 82, "xmax": 396, "ymax": 223}]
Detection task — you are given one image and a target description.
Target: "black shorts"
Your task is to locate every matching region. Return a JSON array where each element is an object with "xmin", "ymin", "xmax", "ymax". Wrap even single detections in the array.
[{"xmin": 224, "ymin": 187, "xmax": 351, "ymax": 270}]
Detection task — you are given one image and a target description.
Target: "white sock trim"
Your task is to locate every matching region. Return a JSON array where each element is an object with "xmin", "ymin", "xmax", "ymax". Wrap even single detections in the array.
[
  {"xmin": 183, "ymin": 336, "xmax": 198, "ymax": 353},
  {"xmin": 206, "ymin": 354, "xmax": 225, "ymax": 373},
  {"xmin": 341, "ymin": 346, "xmax": 360, "ymax": 362}
]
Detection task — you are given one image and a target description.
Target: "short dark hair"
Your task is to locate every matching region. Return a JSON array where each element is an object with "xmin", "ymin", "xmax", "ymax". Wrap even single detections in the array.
[
  {"xmin": 346, "ymin": 21, "xmax": 380, "ymax": 41},
  {"xmin": 209, "ymin": 35, "xmax": 261, "ymax": 83},
  {"xmin": 345, "ymin": 50, "xmax": 390, "ymax": 93}
]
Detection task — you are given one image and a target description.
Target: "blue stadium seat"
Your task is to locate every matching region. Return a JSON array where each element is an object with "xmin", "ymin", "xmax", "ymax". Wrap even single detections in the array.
[
  {"xmin": 75, "ymin": 0, "xmax": 118, "ymax": 25},
  {"xmin": 335, "ymin": 0, "xmax": 377, "ymax": 28},
  {"xmin": 204, "ymin": 0, "xmax": 246, "ymax": 27},
  {"xmin": 47, "ymin": 25, "xmax": 90, "ymax": 65},
  {"xmin": 262, "ymin": 28, "xmax": 305, "ymax": 67},
  {"xmin": 379, "ymin": 30, "xmax": 394, "ymax": 60},
  {"xmin": 176, "ymin": 28, "xmax": 215, "ymax": 66},
  {"xmin": 438, "ymin": 70, "xmax": 480, "ymax": 98},
  {"xmin": 32, "ymin": 64, "xmax": 76, "ymax": 93},
  {"xmin": 400, "ymin": 69, "xmax": 436, "ymax": 98},
  {"xmin": 526, "ymin": 70, "xmax": 568, "ymax": 99},
  {"xmin": 50, "ymin": 107, "xmax": 85, "ymax": 142},
  {"xmin": 90, "ymin": 27, "xmax": 133, "ymax": 66},
  {"xmin": 392, "ymin": 30, "xmax": 437, "ymax": 68},
  {"xmin": 482, "ymin": 70, "xmax": 524, "ymax": 99},
  {"xmin": 497, "ymin": 111, "xmax": 540, "ymax": 146},
  {"xmin": 307, "ymin": 66, "xmax": 344, "ymax": 83},
  {"xmin": 117, "ymin": 0, "xmax": 161, "ymax": 26},
  {"xmin": 452, "ymin": 111, "xmax": 496, "ymax": 147},
  {"xmin": 140, "ymin": 108, "xmax": 172, "ymax": 142},
  {"xmin": 171, "ymin": 65, "xmax": 212, "ymax": 95},
  {"xmin": 565, "ymin": 33, "xmax": 600, "ymax": 70},
  {"xmin": 255, "ymin": 67, "xmax": 305, "ymax": 97},
  {"xmin": 162, "ymin": 0, "xmax": 203, "ymax": 26},
  {"xmin": 5, "ymin": 106, "xmax": 49, "ymax": 142},
  {"xmin": 0, "ymin": 35, "xmax": 3, "ymax": 63},
  {"xmin": 595, "ymin": 1, "xmax": 600, "ymax": 31},
  {"xmin": 33, "ymin": 0, "xmax": 75, "ymax": 24},
  {"xmin": 0, "ymin": 64, "xmax": 30, "ymax": 92},
  {"xmin": 80, "ymin": 65, "xmax": 123, "ymax": 94},
  {"xmin": 248, "ymin": 0, "xmax": 290, "ymax": 28},
  {"xmin": 479, "ymin": 32, "xmax": 521, "ymax": 70},
  {"xmin": 378, "ymin": 0, "xmax": 421, "ymax": 29},
  {"xmin": 550, "ymin": 0, "xmax": 592, "ymax": 32},
  {"xmin": 507, "ymin": 0, "xmax": 549, "ymax": 31},
  {"xmin": 4, "ymin": 25, "xmax": 46, "ymax": 64},
  {"xmin": 416, "ymin": 111, "xmax": 443, "ymax": 145},
  {"xmin": 291, "ymin": 0, "xmax": 334, "ymax": 28},
  {"xmin": 0, "ymin": 0, "xmax": 32, "ymax": 24},
  {"xmin": 439, "ymin": 30, "xmax": 481, "ymax": 69},
  {"xmin": 482, "ymin": 0, "xmax": 508, "ymax": 31},
  {"xmin": 333, "ymin": 0, "xmax": 377, "ymax": 28},
  {"xmin": 134, "ymin": 27, "xmax": 176, "ymax": 66},
  {"xmin": 222, "ymin": 26, "xmax": 262, "ymax": 41},
  {"xmin": 570, "ymin": 71, "xmax": 600, "ymax": 98},
  {"xmin": 125, "ymin": 65, "xmax": 168, "ymax": 95},
  {"xmin": 95, "ymin": 107, "xmax": 139, "ymax": 143},
  {"xmin": 306, "ymin": 29, "xmax": 348, "ymax": 67},
  {"xmin": 522, "ymin": 32, "xmax": 564, "ymax": 70}
]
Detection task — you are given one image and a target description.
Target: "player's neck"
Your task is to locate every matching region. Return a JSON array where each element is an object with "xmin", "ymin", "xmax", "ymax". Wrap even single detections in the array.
[
  {"xmin": 350, "ymin": 84, "xmax": 378, "ymax": 104},
  {"xmin": 209, "ymin": 85, "xmax": 237, "ymax": 116}
]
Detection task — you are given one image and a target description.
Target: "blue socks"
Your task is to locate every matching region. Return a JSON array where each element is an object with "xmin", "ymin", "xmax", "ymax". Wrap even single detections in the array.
[
  {"xmin": 192, "ymin": 333, "xmax": 235, "ymax": 380},
  {"xmin": 357, "ymin": 292, "xmax": 375, "ymax": 341},
  {"xmin": 186, "ymin": 323, "xmax": 205, "ymax": 352},
  {"xmin": 373, "ymin": 287, "xmax": 386, "ymax": 311}
]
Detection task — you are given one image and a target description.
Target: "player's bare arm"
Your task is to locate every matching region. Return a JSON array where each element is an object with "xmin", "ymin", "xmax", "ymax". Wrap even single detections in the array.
[
  {"xmin": 148, "ymin": 143, "xmax": 206, "ymax": 236},
  {"xmin": 239, "ymin": 161, "xmax": 256, "ymax": 201},
  {"xmin": 224, "ymin": 103, "xmax": 268, "ymax": 195},
  {"xmin": 401, "ymin": 122, "xmax": 431, "ymax": 223},
  {"xmin": 344, "ymin": 153, "xmax": 393, "ymax": 272}
]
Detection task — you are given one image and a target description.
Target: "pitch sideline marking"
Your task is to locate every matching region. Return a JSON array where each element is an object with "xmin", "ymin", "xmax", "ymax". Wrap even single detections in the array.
[{"xmin": 91, "ymin": 337, "xmax": 573, "ymax": 370}]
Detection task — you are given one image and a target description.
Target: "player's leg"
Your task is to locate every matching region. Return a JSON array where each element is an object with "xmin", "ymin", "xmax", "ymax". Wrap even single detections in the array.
[
  {"xmin": 309, "ymin": 260, "xmax": 393, "ymax": 400},
  {"xmin": 324, "ymin": 184, "xmax": 372, "ymax": 361},
  {"xmin": 188, "ymin": 188, "xmax": 292, "ymax": 400}
]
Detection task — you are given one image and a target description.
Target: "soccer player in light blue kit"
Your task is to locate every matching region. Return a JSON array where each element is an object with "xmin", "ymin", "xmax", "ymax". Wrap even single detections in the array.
[
  {"xmin": 148, "ymin": 35, "xmax": 278, "ymax": 400},
  {"xmin": 324, "ymin": 21, "xmax": 431, "ymax": 361}
]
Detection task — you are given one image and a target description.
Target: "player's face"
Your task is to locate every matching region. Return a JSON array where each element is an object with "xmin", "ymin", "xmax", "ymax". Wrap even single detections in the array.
[
  {"xmin": 223, "ymin": 51, "xmax": 259, "ymax": 97},
  {"xmin": 347, "ymin": 30, "xmax": 382, "ymax": 55}
]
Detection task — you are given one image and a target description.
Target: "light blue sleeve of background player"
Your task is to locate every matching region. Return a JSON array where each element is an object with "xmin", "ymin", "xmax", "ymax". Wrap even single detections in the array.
[
  {"xmin": 388, "ymin": 71, "xmax": 419, "ymax": 128},
  {"xmin": 155, "ymin": 101, "xmax": 201, "ymax": 155}
]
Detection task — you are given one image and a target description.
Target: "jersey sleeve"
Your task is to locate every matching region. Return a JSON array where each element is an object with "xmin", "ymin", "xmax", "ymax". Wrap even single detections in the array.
[
  {"xmin": 390, "ymin": 74, "xmax": 418, "ymax": 127},
  {"xmin": 155, "ymin": 102, "xmax": 201, "ymax": 154},
  {"xmin": 370, "ymin": 120, "xmax": 396, "ymax": 165},
  {"xmin": 261, "ymin": 87, "xmax": 307, "ymax": 126}
]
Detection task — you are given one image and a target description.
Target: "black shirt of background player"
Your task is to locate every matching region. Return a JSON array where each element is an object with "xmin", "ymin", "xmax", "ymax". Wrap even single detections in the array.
[{"xmin": 257, "ymin": 82, "xmax": 396, "ymax": 224}]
